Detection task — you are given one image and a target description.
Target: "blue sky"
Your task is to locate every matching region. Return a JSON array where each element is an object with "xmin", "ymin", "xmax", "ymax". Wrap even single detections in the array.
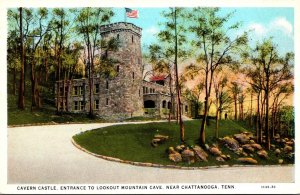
[{"xmin": 111, "ymin": 7, "xmax": 294, "ymax": 55}]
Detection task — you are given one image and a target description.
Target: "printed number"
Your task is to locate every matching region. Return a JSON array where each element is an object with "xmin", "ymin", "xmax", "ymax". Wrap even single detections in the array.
[{"xmin": 261, "ymin": 185, "xmax": 276, "ymax": 189}]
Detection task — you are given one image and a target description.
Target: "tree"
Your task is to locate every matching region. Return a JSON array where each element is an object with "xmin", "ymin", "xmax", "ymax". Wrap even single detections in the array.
[
  {"xmin": 270, "ymin": 84, "xmax": 293, "ymax": 138},
  {"xmin": 245, "ymin": 39, "xmax": 293, "ymax": 150},
  {"xmin": 189, "ymin": 8, "xmax": 248, "ymax": 145},
  {"xmin": 213, "ymin": 73, "xmax": 229, "ymax": 138},
  {"xmin": 148, "ymin": 45, "xmax": 175, "ymax": 122},
  {"xmin": 149, "ymin": 8, "xmax": 188, "ymax": 143},
  {"xmin": 51, "ymin": 8, "xmax": 74, "ymax": 112},
  {"xmin": 7, "ymin": 29, "xmax": 20, "ymax": 96},
  {"xmin": 182, "ymin": 82, "xmax": 204, "ymax": 119},
  {"xmin": 27, "ymin": 8, "xmax": 52, "ymax": 110},
  {"xmin": 229, "ymin": 81, "xmax": 241, "ymax": 121},
  {"xmin": 75, "ymin": 8, "xmax": 114, "ymax": 118},
  {"xmin": 7, "ymin": 8, "xmax": 29, "ymax": 109}
]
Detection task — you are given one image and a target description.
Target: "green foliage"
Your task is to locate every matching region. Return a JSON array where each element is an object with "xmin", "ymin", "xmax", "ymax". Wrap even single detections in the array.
[{"xmin": 279, "ymin": 106, "xmax": 294, "ymax": 136}]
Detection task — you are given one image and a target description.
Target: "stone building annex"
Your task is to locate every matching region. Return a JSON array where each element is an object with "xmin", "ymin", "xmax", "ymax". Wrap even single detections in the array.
[{"xmin": 56, "ymin": 22, "xmax": 188, "ymax": 119}]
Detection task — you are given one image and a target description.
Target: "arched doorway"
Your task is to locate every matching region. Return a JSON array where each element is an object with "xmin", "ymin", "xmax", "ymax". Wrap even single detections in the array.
[
  {"xmin": 162, "ymin": 100, "xmax": 166, "ymax": 108},
  {"xmin": 167, "ymin": 101, "xmax": 172, "ymax": 109}
]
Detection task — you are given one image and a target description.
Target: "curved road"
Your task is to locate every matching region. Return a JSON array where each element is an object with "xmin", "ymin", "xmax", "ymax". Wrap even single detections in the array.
[{"xmin": 8, "ymin": 122, "xmax": 294, "ymax": 184}]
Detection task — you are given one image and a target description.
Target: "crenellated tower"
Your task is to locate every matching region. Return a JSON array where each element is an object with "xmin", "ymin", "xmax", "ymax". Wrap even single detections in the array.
[{"xmin": 96, "ymin": 22, "xmax": 144, "ymax": 118}]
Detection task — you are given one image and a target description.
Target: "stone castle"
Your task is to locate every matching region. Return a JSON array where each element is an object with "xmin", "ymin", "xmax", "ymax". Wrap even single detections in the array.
[{"xmin": 56, "ymin": 22, "xmax": 188, "ymax": 119}]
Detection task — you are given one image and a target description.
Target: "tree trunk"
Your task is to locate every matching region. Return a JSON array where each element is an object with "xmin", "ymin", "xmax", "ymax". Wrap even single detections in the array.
[
  {"xmin": 200, "ymin": 97, "xmax": 208, "ymax": 145},
  {"xmin": 256, "ymin": 92, "xmax": 260, "ymax": 143},
  {"xmin": 168, "ymin": 72, "xmax": 173, "ymax": 123},
  {"xmin": 265, "ymin": 74, "xmax": 270, "ymax": 150},
  {"xmin": 234, "ymin": 96, "xmax": 237, "ymax": 120},
  {"xmin": 13, "ymin": 66, "xmax": 17, "ymax": 95},
  {"xmin": 215, "ymin": 99, "xmax": 219, "ymax": 138},
  {"xmin": 250, "ymin": 92, "xmax": 253, "ymax": 126},
  {"xmin": 18, "ymin": 7, "xmax": 25, "ymax": 110},
  {"xmin": 31, "ymin": 56, "xmax": 37, "ymax": 110},
  {"xmin": 260, "ymin": 92, "xmax": 265, "ymax": 144},
  {"xmin": 174, "ymin": 8, "xmax": 184, "ymax": 143}
]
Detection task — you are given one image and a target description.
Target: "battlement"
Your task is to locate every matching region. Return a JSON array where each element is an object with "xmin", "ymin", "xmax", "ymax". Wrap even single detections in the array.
[{"xmin": 100, "ymin": 22, "xmax": 142, "ymax": 36}]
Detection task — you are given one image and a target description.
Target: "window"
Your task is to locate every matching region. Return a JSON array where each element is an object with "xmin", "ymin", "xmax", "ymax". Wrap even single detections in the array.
[
  {"xmin": 64, "ymin": 86, "xmax": 68, "ymax": 96},
  {"xmin": 117, "ymin": 34, "xmax": 120, "ymax": 40},
  {"xmin": 73, "ymin": 87, "xmax": 78, "ymax": 96},
  {"xmin": 106, "ymin": 98, "xmax": 109, "ymax": 106},
  {"xmin": 106, "ymin": 80, "xmax": 109, "ymax": 89},
  {"xmin": 80, "ymin": 101, "xmax": 84, "ymax": 110},
  {"xmin": 79, "ymin": 86, "xmax": 83, "ymax": 95},
  {"xmin": 116, "ymin": 65, "xmax": 119, "ymax": 73},
  {"xmin": 132, "ymin": 72, "xmax": 135, "ymax": 80},
  {"xmin": 94, "ymin": 84, "xmax": 100, "ymax": 94},
  {"xmin": 59, "ymin": 87, "xmax": 64, "ymax": 96},
  {"xmin": 168, "ymin": 102, "xmax": 172, "ymax": 109},
  {"xmin": 59, "ymin": 101, "xmax": 64, "ymax": 110},
  {"xmin": 73, "ymin": 86, "xmax": 83, "ymax": 96},
  {"xmin": 74, "ymin": 101, "xmax": 84, "ymax": 111},
  {"xmin": 94, "ymin": 100, "xmax": 99, "ymax": 110},
  {"xmin": 132, "ymin": 35, "xmax": 134, "ymax": 43},
  {"xmin": 139, "ymin": 89, "xmax": 140, "ymax": 97},
  {"xmin": 162, "ymin": 100, "xmax": 166, "ymax": 108},
  {"xmin": 74, "ymin": 101, "xmax": 79, "ymax": 110}
]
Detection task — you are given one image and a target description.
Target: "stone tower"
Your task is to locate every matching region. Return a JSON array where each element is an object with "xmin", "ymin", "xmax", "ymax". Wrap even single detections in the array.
[{"xmin": 97, "ymin": 22, "xmax": 144, "ymax": 118}]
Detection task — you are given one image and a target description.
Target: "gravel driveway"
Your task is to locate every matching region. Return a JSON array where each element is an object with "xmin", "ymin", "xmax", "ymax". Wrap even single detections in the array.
[{"xmin": 7, "ymin": 122, "xmax": 294, "ymax": 184}]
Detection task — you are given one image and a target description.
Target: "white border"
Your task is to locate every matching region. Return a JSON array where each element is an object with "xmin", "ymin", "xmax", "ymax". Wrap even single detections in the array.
[{"xmin": 1, "ymin": 0, "xmax": 299, "ymax": 194}]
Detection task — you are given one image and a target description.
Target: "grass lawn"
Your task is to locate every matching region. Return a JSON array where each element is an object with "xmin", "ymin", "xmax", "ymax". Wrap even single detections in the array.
[
  {"xmin": 7, "ymin": 94, "xmax": 106, "ymax": 126},
  {"xmin": 73, "ymin": 119, "xmax": 292, "ymax": 167}
]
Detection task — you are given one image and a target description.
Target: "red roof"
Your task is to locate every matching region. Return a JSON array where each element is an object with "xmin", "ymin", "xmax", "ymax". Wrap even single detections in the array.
[{"xmin": 150, "ymin": 75, "xmax": 167, "ymax": 82}]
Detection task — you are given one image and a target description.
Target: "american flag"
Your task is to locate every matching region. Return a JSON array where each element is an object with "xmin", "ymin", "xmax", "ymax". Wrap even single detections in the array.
[{"xmin": 125, "ymin": 8, "xmax": 138, "ymax": 18}]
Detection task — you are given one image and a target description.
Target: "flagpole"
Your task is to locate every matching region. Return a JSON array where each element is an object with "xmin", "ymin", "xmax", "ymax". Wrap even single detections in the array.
[{"xmin": 124, "ymin": 8, "xmax": 127, "ymax": 23}]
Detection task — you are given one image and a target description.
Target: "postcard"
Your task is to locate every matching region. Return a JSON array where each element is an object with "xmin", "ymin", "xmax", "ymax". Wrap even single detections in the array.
[{"xmin": 0, "ymin": 0, "xmax": 299, "ymax": 194}]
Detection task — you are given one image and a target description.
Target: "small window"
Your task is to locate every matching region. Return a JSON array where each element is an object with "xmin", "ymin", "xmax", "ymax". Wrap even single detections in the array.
[
  {"xmin": 94, "ymin": 100, "xmax": 99, "ymax": 110},
  {"xmin": 106, "ymin": 98, "xmax": 109, "ymax": 106},
  {"xmin": 116, "ymin": 65, "xmax": 119, "ymax": 73},
  {"xmin": 139, "ymin": 89, "xmax": 140, "ymax": 97},
  {"xmin": 80, "ymin": 101, "xmax": 85, "ymax": 110},
  {"xmin": 94, "ymin": 84, "xmax": 100, "ymax": 94},
  {"xmin": 74, "ymin": 101, "xmax": 79, "ymax": 110},
  {"xmin": 59, "ymin": 87, "xmax": 64, "ymax": 96},
  {"xmin": 117, "ymin": 34, "xmax": 120, "ymax": 40},
  {"xmin": 132, "ymin": 35, "xmax": 134, "ymax": 43},
  {"xmin": 59, "ymin": 101, "xmax": 63, "ymax": 110},
  {"xmin": 64, "ymin": 86, "xmax": 68, "ymax": 96},
  {"xmin": 79, "ymin": 86, "xmax": 83, "ymax": 95},
  {"xmin": 132, "ymin": 72, "xmax": 135, "ymax": 80},
  {"xmin": 73, "ymin": 87, "xmax": 78, "ymax": 96},
  {"xmin": 106, "ymin": 80, "xmax": 109, "ymax": 89}
]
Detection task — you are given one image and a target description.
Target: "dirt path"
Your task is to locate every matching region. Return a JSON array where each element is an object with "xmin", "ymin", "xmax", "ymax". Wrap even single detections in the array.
[{"xmin": 7, "ymin": 123, "xmax": 294, "ymax": 184}]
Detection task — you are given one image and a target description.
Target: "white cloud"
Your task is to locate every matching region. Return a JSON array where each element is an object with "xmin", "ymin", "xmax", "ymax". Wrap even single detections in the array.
[
  {"xmin": 144, "ymin": 26, "xmax": 159, "ymax": 35},
  {"xmin": 271, "ymin": 17, "xmax": 293, "ymax": 36},
  {"xmin": 248, "ymin": 23, "xmax": 267, "ymax": 35},
  {"xmin": 246, "ymin": 17, "xmax": 293, "ymax": 39}
]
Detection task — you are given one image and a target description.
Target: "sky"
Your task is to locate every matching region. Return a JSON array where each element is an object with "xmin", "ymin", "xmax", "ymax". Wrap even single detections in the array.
[{"xmin": 111, "ymin": 7, "xmax": 294, "ymax": 56}]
